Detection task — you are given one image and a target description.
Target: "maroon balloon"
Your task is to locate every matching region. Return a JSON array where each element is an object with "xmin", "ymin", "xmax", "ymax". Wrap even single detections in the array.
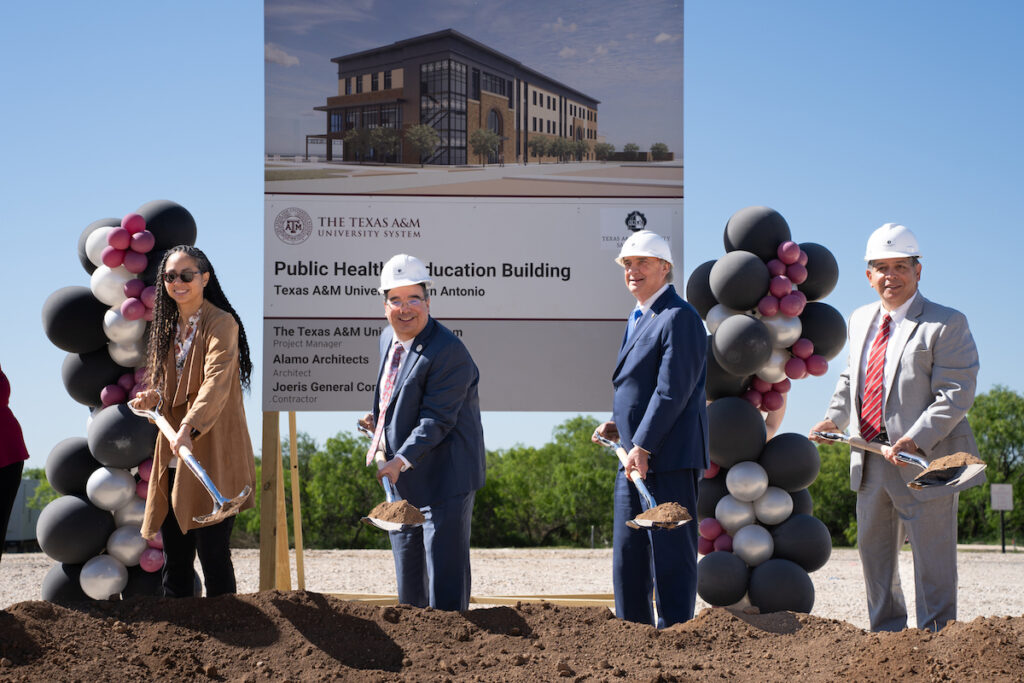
[
  {"xmin": 120, "ymin": 297, "xmax": 146, "ymax": 321},
  {"xmin": 797, "ymin": 249, "xmax": 808, "ymax": 266},
  {"xmin": 769, "ymin": 275, "xmax": 793, "ymax": 298},
  {"xmin": 805, "ymin": 354, "xmax": 829, "ymax": 376},
  {"xmin": 116, "ymin": 373, "xmax": 135, "ymax": 393},
  {"xmin": 713, "ymin": 534, "xmax": 733, "ymax": 552},
  {"xmin": 107, "ymin": 226, "xmax": 132, "ymax": 250},
  {"xmin": 122, "ymin": 250, "xmax": 148, "ymax": 274},
  {"xmin": 698, "ymin": 536, "xmax": 715, "ymax": 555},
  {"xmin": 742, "ymin": 389, "xmax": 763, "ymax": 408},
  {"xmin": 123, "ymin": 278, "xmax": 145, "ymax": 299},
  {"xmin": 791, "ymin": 337, "xmax": 814, "ymax": 359},
  {"xmin": 758, "ymin": 295, "xmax": 780, "ymax": 317},
  {"xmin": 699, "ymin": 517, "xmax": 724, "ymax": 540},
  {"xmin": 100, "ymin": 384, "xmax": 127, "ymax": 407},
  {"xmin": 122, "ymin": 213, "xmax": 147, "ymax": 235},
  {"xmin": 101, "ymin": 246, "xmax": 125, "ymax": 268},
  {"xmin": 762, "ymin": 390, "xmax": 784, "ymax": 411},
  {"xmin": 772, "ymin": 378, "xmax": 791, "ymax": 394},
  {"xmin": 750, "ymin": 377, "xmax": 772, "ymax": 393},
  {"xmin": 777, "ymin": 240, "xmax": 801, "ymax": 265},
  {"xmin": 130, "ymin": 230, "xmax": 155, "ymax": 254},
  {"xmin": 786, "ymin": 262, "xmax": 808, "ymax": 285},
  {"xmin": 766, "ymin": 258, "xmax": 787, "ymax": 277},
  {"xmin": 785, "ymin": 356, "xmax": 808, "ymax": 380},
  {"xmin": 779, "ymin": 291, "xmax": 807, "ymax": 317},
  {"xmin": 705, "ymin": 462, "xmax": 721, "ymax": 478},
  {"xmin": 140, "ymin": 286, "xmax": 157, "ymax": 309}
]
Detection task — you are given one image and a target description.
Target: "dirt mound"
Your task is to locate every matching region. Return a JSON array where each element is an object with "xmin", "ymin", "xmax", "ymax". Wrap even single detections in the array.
[{"xmin": 1, "ymin": 591, "xmax": 1022, "ymax": 681}]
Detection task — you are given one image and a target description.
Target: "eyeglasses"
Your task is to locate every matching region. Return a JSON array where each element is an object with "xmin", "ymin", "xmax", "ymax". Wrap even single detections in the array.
[
  {"xmin": 162, "ymin": 269, "xmax": 202, "ymax": 283},
  {"xmin": 386, "ymin": 296, "xmax": 425, "ymax": 309}
]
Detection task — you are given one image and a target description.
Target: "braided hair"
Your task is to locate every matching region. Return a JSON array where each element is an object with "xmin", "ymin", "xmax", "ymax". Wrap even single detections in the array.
[{"xmin": 144, "ymin": 245, "xmax": 252, "ymax": 395}]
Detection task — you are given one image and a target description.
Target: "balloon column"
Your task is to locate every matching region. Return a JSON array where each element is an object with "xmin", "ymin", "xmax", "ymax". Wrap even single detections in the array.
[
  {"xmin": 38, "ymin": 201, "xmax": 197, "ymax": 602},
  {"xmin": 688, "ymin": 206, "xmax": 844, "ymax": 614}
]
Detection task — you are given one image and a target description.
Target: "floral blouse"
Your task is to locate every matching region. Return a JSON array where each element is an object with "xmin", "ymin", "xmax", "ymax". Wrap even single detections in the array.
[{"xmin": 174, "ymin": 309, "xmax": 202, "ymax": 379}]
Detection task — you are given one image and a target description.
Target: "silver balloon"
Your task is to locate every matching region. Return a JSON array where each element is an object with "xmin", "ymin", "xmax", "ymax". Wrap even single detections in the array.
[
  {"xmin": 755, "ymin": 347, "xmax": 790, "ymax": 383},
  {"xmin": 760, "ymin": 313, "xmax": 803, "ymax": 349},
  {"xmin": 715, "ymin": 494, "xmax": 756, "ymax": 534},
  {"xmin": 90, "ymin": 265, "xmax": 132, "ymax": 307},
  {"xmin": 86, "ymin": 466, "xmax": 136, "ymax": 511},
  {"xmin": 106, "ymin": 525, "xmax": 148, "ymax": 566},
  {"xmin": 114, "ymin": 497, "xmax": 147, "ymax": 527},
  {"xmin": 79, "ymin": 554, "xmax": 129, "ymax": 600},
  {"xmin": 726, "ymin": 461, "xmax": 769, "ymax": 502},
  {"xmin": 103, "ymin": 307, "xmax": 147, "ymax": 344},
  {"xmin": 108, "ymin": 338, "xmax": 146, "ymax": 368},
  {"xmin": 733, "ymin": 524, "xmax": 774, "ymax": 567},
  {"xmin": 705, "ymin": 305, "xmax": 744, "ymax": 334},
  {"xmin": 85, "ymin": 225, "xmax": 115, "ymax": 268},
  {"xmin": 753, "ymin": 486, "xmax": 794, "ymax": 525},
  {"xmin": 727, "ymin": 593, "xmax": 751, "ymax": 610}
]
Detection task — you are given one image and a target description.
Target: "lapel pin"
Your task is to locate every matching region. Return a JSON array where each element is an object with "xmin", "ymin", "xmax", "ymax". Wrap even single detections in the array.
[{"xmin": 416, "ymin": 344, "xmax": 423, "ymax": 352}]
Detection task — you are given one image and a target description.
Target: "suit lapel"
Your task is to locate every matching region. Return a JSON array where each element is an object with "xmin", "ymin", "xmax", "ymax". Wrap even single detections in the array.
[
  {"xmin": 884, "ymin": 293, "xmax": 923, "ymax": 401},
  {"xmin": 394, "ymin": 317, "xmax": 435, "ymax": 394},
  {"xmin": 614, "ymin": 286, "xmax": 673, "ymax": 374}
]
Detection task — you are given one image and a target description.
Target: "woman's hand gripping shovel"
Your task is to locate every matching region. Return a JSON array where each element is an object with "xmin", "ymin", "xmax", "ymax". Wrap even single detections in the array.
[
  {"xmin": 592, "ymin": 433, "xmax": 691, "ymax": 529},
  {"xmin": 812, "ymin": 431, "xmax": 986, "ymax": 489},
  {"xmin": 357, "ymin": 424, "xmax": 424, "ymax": 532},
  {"xmin": 128, "ymin": 393, "xmax": 251, "ymax": 524}
]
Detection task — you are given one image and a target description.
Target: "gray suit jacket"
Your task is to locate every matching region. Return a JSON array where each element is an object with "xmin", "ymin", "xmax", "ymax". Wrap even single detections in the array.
[{"xmin": 825, "ymin": 292, "xmax": 982, "ymax": 500}]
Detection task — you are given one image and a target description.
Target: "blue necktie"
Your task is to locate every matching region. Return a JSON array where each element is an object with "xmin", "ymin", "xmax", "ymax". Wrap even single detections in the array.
[{"xmin": 627, "ymin": 308, "xmax": 643, "ymax": 340}]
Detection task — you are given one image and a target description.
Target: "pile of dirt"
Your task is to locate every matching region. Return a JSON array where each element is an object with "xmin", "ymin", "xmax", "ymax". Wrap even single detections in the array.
[
  {"xmin": 1, "ymin": 591, "xmax": 1022, "ymax": 681},
  {"xmin": 634, "ymin": 502, "xmax": 691, "ymax": 524},
  {"xmin": 366, "ymin": 501, "xmax": 426, "ymax": 525}
]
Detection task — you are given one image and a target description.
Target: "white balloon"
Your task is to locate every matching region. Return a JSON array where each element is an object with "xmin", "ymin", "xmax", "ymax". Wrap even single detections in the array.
[
  {"xmin": 760, "ymin": 313, "xmax": 803, "ymax": 349},
  {"xmin": 86, "ymin": 466, "xmax": 137, "ymax": 511},
  {"xmin": 103, "ymin": 306, "xmax": 147, "ymax": 344},
  {"xmin": 705, "ymin": 304, "xmax": 744, "ymax": 334},
  {"xmin": 733, "ymin": 524, "xmax": 774, "ymax": 567},
  {"xmin": 90, "ymin": 265, "xmax": 133, "ymax": 307},
  {"xmin": 114, "ymin": 497, "xmax": 147, "ymax": 527},
  {"xmin": 80, "ymin": 554, "xmax": 129, "ymax": 600},
  {"xmin": 85, "ymin": 225, "xmax": 115, "ymax": 268},
  {"xmin": 715, "ymin": 494, "xmax": 756, "ymax": 534},
  {"xmin": 756, "ymin": 347, "xmax": 790, "ymax": 384},
  {"xmin": 726, "ymin": 461, "xmax": 769, "ymax": 502},
  {"xmin": 108, "ymin": 338, "xmax": 146, "ymax": 368},
  {"xmin": 754, "ymin": 486, "xmax": 794, "ymax": 525},
  {"xmin": 107, "ymin": 525, "xmax": 148, "ymax": 566}
]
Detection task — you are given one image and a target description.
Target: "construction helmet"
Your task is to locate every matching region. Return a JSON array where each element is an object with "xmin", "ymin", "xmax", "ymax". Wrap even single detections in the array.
[
  {"xmin": 615, "ymin": 230, "xmax": 674, "ymax": 266},
  {"xmin": 864, "ymin": 223, "xmax": 921, "ymax": 261},
  {"xmin": 379, "ymin": 254, "xmax": 432, "ymax": 294}
]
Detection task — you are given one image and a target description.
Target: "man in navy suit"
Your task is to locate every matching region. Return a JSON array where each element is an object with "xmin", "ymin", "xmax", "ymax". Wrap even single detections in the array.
[
  {"xmin": 359, "ymin": 254, "xmax": 485, "ymax": 611},
  {"xmin": 593, "ymin": 230, "xmax": 709, "ymax": 627}
]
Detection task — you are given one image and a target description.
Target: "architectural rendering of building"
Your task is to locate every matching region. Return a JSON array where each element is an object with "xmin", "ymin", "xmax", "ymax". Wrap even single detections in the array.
[{"xmin": 315, "ymin": 29, "xmax": 599, "ymax": 165}]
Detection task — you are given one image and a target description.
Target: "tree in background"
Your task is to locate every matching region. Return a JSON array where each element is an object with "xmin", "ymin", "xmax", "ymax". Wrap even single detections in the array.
[
  {"xmin": 623, "ymin": 142, "xmax": 640, "ymax": 160},
  {"xmin": 371, "ymin": 127, "xmax": 401, "ymax": 162},
  {"xmin": 468, "ymin": 128, "xmax": 500, "ymax": 166},
  {"xmin": 527, "ymin": 136, "xmax": 549, "ymax": 164},
  {"xmin": 571, "ymin": 139, "xmax": 590, "ymax": 162},
  {"xmin": 650, "ymin": 142, "xmax": 670, "ymax": 160},
  {"xmin": 343, "ymin": 127, "xmax": 372, "ymax": 163},
  {"xmin": 549, "ymin": 137, "xmax": 572, "ymax": 163},
  {"xmin": 404, "ymin": 124, "xmax": 440, "ymax": 167},
  {"xmin": 593, "ymin": 142, "xmax": 615, "ymax": 161},
  {"xmin": 807, "ymin": 443, "xmax": 857, "ymax": 545}
]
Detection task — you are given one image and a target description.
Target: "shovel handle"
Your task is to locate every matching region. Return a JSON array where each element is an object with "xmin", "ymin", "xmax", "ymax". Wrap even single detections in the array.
[
  {"xmin": 813, "ymin": 431, "xmax": 928, "ymax": 469},
  {"xmin": 593, "ymin": 433, "xmax": 657, "ymax": 509}
]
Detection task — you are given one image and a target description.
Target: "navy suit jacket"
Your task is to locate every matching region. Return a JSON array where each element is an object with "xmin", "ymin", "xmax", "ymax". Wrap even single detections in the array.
[
  {"xmin": 612, "ymin": 285, "xmax": 709, "ymax": 472},
  {"xmin": 374, "ymin": 317, "xmax": 486, "ymax": 508}
]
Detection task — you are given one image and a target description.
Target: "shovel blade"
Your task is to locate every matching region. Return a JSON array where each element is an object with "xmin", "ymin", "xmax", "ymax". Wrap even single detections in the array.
[
  {"xmin": 625, "ymin": 518, "xmax": 690, "ymax": 531},
  {"xmin": 908, "ymin": 463, "xmax": 987, "ymax": 490},
  {"xmin": 192, "ymin": 485, "xmax": 252, "ymax": 525},
  {"xmin": 360, "ymin": 515, "xmax": 418, "ymax": 532}
]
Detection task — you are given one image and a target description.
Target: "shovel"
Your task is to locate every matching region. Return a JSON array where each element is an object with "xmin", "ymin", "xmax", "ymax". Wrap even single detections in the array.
[
  {"xmin": 812, "ymin": 431, "xmax": 987, "ymax": 489},
  {"xmin": 592, "ymin": 434, "xmax": 690, "ymax": 529},
  {"xmin": 357, "ymin": 424, "xmax": 424, "ymax": 532},
  {"xmin": 128, "ymin": 395, "xmax": 251, "ymax": 524}
]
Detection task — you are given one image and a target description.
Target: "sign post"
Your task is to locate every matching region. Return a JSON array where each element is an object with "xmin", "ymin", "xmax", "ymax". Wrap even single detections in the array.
[{"xmin": 991, "ymin": 483, "xmax": 1014, "ymax": 553}]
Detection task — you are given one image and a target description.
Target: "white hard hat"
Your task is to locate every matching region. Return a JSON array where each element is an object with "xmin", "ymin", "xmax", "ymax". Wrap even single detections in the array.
[
  {"xmin": 379, "ymin": 254, "xmax": 432, "ymax": 294},
  {"xmin": 864, "ymin": 223, "xmax": 921, "ymax": 261},
  {"xmin": 615, "ymin": 230, "xmax": 673, "ymax": 266}
]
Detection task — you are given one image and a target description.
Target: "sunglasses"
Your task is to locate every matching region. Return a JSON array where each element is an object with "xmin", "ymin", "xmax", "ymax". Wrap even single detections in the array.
[{"xmin": 162, "ymin": 269, "xmax": 202, "ymax": 283}]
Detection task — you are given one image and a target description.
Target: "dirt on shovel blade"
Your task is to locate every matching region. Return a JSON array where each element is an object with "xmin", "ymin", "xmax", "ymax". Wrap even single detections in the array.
[
  {"xmin": 911, "ymin": 451, "xmax": 985, "ymax": 486},
  {"xmin": 368, "ymin": 500, "xmax": 426, "ymax": 525},
  {"xmin": 635, "ymin": 501, "xmax": 692, "ymax": 523}
]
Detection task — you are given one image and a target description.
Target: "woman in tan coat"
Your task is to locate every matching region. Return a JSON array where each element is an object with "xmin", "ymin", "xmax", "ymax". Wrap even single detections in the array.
[{"xmin": 135, "ymin": 245, "xmax": 255, "ymax": 598}]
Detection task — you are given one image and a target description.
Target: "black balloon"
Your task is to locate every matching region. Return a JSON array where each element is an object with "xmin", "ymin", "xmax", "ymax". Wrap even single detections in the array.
[
  {"xmin": 77, "ymin": 217, "xmax": 120, "ymax": 276},
  {"xmin": 45, "ymin": 437, "xmax": 101, "ymax": 496},
  {"xmin": 772, "ymin": 514, "xmax": 833, "ymax": 572},
  {"xmin": 790, "ymin": 488, "xmax": 814, "ymax": 516},
  {"xmin": 798, "ymin": 242, "xmax": 839, "ymax": 301},
  {"xmin": 87, "ymin": 403, "xmax": 158, "ymax": 469},
  {"xmin": 748, "ymin": 558, "xmax": 814, "ymax": 613},
  {"xmin": 712, "ymin": 314, "xmax": 772, "ymax": 377},
  {"xmin": 709, "ymin": 251, "xmax": 770, "ymax": 311},
  {"xmin": 708, "ymin": 397, "xmax": 766, "ymax": 467},
  {"xmin": 140, "ymin": 248, "xmax": 168, "ymax": 286},
  {"xmin": 705, "ymin": 335, "xmax": 749, "ymax": 401},
  {"xmin": 685, "ymin": 260, "xmax": 718, "ymax": 319},
  {"xmin": 61, "ymin": 349, "xmax": 124, "ymax": 407},
  {"xmin": 759, "ymin": 433, "xmax": 821, "ymax": 492},
  {"xmin": 136, "ymin": 199, "xmax": 197, "ymax": 250},
  {"xmin": 41, "ymin": 563, "xmax": 89, "ymax": 604},
  {"xmin": 122, "ymin": 565, "xmax": 164, "ymax": 598},
  {"xmin": 42, "ymin": 286, "xmax": 110, "ymax": 354},
  {"xmin": 37, "ymin": 495, "xmax": 115, "ymax": 564},
  {"xmin": 723, "ymin": 206, "xmax": 792, "ymax": 261},
  {"xmin": 697, "ymin": 469, "xmax": 729, "ymax": 521},
  {"xmin": 697, "ymin": 551, "xmax": 750, "ymax": 607},
  {"xmin": 798, "ymin": 302, "xmax": 847, "ymax": 361}
]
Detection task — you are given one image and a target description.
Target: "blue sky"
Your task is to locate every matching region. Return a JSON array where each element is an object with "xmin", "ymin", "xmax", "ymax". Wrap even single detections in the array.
[{"xmin": 3, "ymin": 1, "xmax": 1022, "ymax": 471}]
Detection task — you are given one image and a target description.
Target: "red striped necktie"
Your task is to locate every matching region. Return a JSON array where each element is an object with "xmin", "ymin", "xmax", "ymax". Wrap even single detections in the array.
[
  {"xmin": 859, "ymin": 313, "xmax": 891, "ymax": 442},
  {"xmin": 366, "ymin": 343, "xmax": 405, "ymax": 465}
]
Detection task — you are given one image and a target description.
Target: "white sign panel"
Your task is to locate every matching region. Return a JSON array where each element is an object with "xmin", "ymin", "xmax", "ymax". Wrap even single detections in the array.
[
  {"xmin": 991, "ymin": 483, "xmax": 1014, "ymax": 511},
  {"xmin": 264, "ymin": 195, "xmax": 683, "ymax": 412}
]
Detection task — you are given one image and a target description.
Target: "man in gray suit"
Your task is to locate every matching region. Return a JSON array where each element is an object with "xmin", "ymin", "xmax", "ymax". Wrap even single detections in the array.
[{"xmin": 810, "ymin": 223, "xmax": 981, "ymax": 632}]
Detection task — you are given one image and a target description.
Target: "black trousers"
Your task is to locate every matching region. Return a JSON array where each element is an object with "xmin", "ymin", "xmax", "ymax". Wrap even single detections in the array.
[
  {"xmin": 0, "ymin": 461, "xmax": 24, "ymax": 565},
  {"xmin": 160, "ymin": 468, "xmax": 236, "ymax": 598}
]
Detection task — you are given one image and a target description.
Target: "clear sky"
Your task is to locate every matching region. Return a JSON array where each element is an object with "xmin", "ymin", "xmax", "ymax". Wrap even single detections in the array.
[{"xmin": 2, "ymin": 1, "xmax": 1022, "ymax": 472}]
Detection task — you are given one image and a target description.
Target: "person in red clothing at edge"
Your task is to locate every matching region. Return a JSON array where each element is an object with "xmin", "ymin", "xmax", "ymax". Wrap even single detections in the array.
[{"xmin": 0, "ymin": 363, "xmax": 31, "ymax": 566}]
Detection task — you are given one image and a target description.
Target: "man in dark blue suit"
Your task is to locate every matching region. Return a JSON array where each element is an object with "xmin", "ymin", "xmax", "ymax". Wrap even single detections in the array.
[
  {"xmin": 359, "ymin": 254, "xmax": 485, "ymax": 611},
  {"xmin": 593, "ymin": 230, "xmax": 709, "ymax": 627}
]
